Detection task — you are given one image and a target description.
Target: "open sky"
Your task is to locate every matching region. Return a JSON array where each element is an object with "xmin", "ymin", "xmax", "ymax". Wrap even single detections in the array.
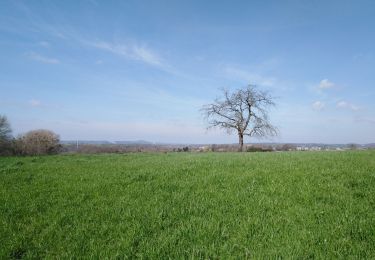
[{"xmin": 1, "ymin": 0, "xmax": 374, "ymax": 144}]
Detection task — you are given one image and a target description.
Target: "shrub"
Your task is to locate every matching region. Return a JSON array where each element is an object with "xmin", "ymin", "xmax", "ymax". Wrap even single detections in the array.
[
  {"xmin": 15, "ymin": 129, "xmax": 61, "ymax": 155},
  {"xmin": 246, "ymin": 146, "xmax": 273, "ymax": 152},
  {"xmin": 275, "ymin": 144, "xmax": 296, "ymax": 151}
]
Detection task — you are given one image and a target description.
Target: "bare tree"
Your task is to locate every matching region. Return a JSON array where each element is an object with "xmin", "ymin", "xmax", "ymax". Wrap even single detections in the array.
[{"xmin": 202, "ymin": 85, "xmax": 277, "ymax": 151}]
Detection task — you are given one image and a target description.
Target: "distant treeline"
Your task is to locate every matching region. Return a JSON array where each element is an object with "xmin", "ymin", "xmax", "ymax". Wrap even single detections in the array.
[
  {"xmin": 62, "ymin": 143, "xmax": 298, "ymax": 154},
  {"xmin": 0, "ymin": 114, "xmax": 367, "ymax": 156}
]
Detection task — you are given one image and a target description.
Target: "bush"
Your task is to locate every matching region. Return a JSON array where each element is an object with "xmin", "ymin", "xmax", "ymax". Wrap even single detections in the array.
[
  {"xmin": 75, "ymin": 144, "xmax": 125, "ymax": 154},
  {"xmin": 15, "ymin": 129, "xmax": 61, "ymax": 155},
  {"xmin": 275, "ymin": 144, "xmax": 296, "ymax": 151},
  {"xmin": 175, "ymin": 146, "xmax": 189, "ymax": 152},
  {"xmin": 246, "ymin": 146, "xmax": 273, "ymax": 152}
]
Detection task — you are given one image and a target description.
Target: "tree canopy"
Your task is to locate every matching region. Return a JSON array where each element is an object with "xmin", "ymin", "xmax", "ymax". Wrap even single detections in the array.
[{"xmin": 202, "ymin": 85, "xmax": 277, "ymax": 151}]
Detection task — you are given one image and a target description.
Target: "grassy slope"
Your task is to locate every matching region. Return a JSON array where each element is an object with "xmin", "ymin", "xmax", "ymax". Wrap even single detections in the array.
[{"xmin": 0, "ymin": 151, "xmax": 374, "ymax": 258}]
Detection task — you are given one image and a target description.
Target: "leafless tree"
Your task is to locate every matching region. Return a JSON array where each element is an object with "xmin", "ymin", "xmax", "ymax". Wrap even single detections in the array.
[
  {"xmin": 15, "ymin": 129, "xmax": 61, "ymax": 155},
  {"xmin": 202, "ymin": 85, "xmax": 277, "ymax": 151}
]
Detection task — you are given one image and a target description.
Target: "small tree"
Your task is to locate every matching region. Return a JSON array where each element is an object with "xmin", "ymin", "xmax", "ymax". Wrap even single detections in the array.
[
  {"xmin": 16, "ymin": 129, "xmax": 61, "ymax": 155},
  {"xmin": 0, "ymin": 115, "xmax": 13, "ymax": 155},
  {"xmin": 202, "ymin": 85, "xmax": 277, "ymax": 151}
]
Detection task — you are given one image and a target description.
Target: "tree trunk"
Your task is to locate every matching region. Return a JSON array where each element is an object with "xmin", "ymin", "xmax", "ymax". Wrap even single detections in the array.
[{"xmin": 238, "ymin": 133, "xmax": 244, "ymax": 152}]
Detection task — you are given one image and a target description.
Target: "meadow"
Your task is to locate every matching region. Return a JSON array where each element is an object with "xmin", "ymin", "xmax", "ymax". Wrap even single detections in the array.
[{"xmin": 1, "ymin": 151, "xmax": 374, "ymax": 258}]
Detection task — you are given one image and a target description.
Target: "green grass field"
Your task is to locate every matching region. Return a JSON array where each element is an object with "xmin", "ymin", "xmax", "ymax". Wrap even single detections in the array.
[{"xmin": 1, "ymin": 151, "xmax": 375, "ymax": 258}]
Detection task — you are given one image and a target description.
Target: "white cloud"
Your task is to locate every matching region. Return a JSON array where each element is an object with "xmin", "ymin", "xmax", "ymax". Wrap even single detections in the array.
[
  {"xmin": 318, "ymin": 79, "xmax": 334, "ymax": 89},
  {"xmin": 336, "ymin": 101, "xmax": 360, "ymax": 111},
  {"xmin": 29, "ymin": 99, "xmax": 41, "ymax": 107},
  {"xmin": 312, "ymin": 101, "xmax": 325, "ymax": 110},
  {"xmin": 90, "ymin": 41, "xmax": 163, "ymax": 67},
  {"xmin": 223, "ymin": 66, "xmax": 276, "ymax": 86},
  {"xmin": 28, "ymin": 52, "xmax": 60, "ymax": 64},
  {"xmin": 131, "ymin": 45, "xmax": 163, "ymax": 66}
]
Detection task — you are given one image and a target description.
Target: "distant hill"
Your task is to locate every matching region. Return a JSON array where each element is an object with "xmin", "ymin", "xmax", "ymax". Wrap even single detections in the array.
[
  {"xmin": 114, "ymin": 140, "xmax": 153, "ymax": 145},
  {"xmin": 60, "ymin": 140, "xmax": 375, "ymax": 148},
  {"xmin": 61, "ymin": 140, "xmax": 153, "ymax": 145},
  {"xmin": 61, "ymin": 140, "xmax": 113, "ymax": 145}
]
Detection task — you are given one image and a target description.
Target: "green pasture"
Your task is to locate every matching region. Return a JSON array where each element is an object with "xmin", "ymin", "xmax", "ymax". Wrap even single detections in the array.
[{"xmin": 1, "ymin": 151, "xmax": 374, "ymax": 258}]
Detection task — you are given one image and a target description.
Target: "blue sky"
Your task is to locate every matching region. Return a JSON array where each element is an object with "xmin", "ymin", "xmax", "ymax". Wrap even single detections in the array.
[{"xmin": 1, "ymin": 0, "xmax": 374, "ymax": 143}]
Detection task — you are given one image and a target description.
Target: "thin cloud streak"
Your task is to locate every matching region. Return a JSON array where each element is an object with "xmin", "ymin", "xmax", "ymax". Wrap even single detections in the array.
[
  {"xmin": 84, "ymin": 39, "xmax": 192, "ymax": 77},
  {"xmin": 28, "ymin": 52, "xmax": 60, "ymax": 64},
  {"xmin": 90, "ymin": 41, "xmax": 163, "ymax": 67}
]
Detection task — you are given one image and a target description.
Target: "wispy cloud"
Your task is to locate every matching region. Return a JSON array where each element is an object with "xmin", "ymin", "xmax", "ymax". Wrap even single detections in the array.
[
  {"xmin": 318, "ymin": 79, "xmax": 335, "ymax": 89},
  {"xmin": 85, "ymin": 40, "xmax": 187, "ymax": 76},
  {"xmin": 28, "ymin": 52, "xmax": 60, "ymax": 64},
  {"xmin": 5, "ymin": 3, "xmax": 181, "ymax": 75},
  {"xmin": 131, "ymin": 45, "xmax": 163, "ymax": 67},
  {"xmin": 336, "ymin": 101, "xmax": 360, "ymax": 111},
  {"xmin": 222, "ymin": 65, "xmax": 276, "ymax": 86},
  {"xmin": 312, "ymin": 101, "xmax": 325, "ymax": 111},
  {"xmin": 90, "ymin": 41, "xmax": 164, "ymax": 67}
]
